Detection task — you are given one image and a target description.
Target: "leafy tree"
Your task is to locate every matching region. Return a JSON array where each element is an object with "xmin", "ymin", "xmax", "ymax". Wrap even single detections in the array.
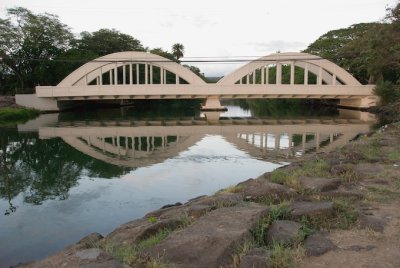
[
  {"xmin": 0, "ymin": 7, "xmax": 74, "ymax": 93},
  {"xmin": 78, "ymin": 28, "xmax": 145, "ymax": 57},
  {"xmin": 172, "ymin": 43, "xmax": 184, "ymax": 60},
  {"xmin": 303, "ymin": 23, "xmax": 378, "ymax": 84}
]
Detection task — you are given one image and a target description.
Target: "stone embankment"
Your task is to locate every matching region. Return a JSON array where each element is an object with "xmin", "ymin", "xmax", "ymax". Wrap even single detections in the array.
[{"xmin": 15, "ymin": 121, "xmax": 400, "ymax": 268}]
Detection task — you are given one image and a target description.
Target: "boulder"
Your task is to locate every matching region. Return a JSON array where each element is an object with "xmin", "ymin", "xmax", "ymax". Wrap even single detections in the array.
[
  {"xmin": 266, "ymin": 220, "xmax": 302, "ymax": 246},
  {"xmin": 77, "ymin": 232, "xmax": 104, "ymax": 249},
  {"xmin": 144, "ymin": 204, "xmax": 269, "ymax": 268},
  {"xmin": 289, "ymin": 201, "xmax": 334, "ymax": 219},
  {"xmin": 299, "ymin": 176, "xmax": 341, "ymax": 192},
  {"xmin": 303, "ymin": 233, "xmax": 337, "ymax": 256},
  {"xmin": 239, "ymin": 248, "xmax": 271, "ymax": 268},
  {"xmin": 239, "ymin": 179, "xmax": 296, "ymax": 202}
]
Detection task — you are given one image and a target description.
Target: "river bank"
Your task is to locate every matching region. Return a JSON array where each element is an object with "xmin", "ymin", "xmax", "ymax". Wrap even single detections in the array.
[{"xmin": 13, "ymin": 104, "xmax": 400, "ymax": 267}]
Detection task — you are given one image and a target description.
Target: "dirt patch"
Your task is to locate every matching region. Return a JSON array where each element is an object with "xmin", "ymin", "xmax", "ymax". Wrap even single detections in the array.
[{"xmin": 299, "ymin": 202, "xmax": 400, "ymax": 268}]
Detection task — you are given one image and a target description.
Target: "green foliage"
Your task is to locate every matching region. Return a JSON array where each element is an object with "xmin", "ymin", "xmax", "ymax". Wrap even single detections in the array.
[
  {"xmin": 0, "ymin": 107, "xmax": 38, "ymax": 125},
  {"xmin": 0, "ymin": 7, "xmax": 74, "ymax": 93},
  {"xmin": 373, "ymin": 80, "xmax": 400, "ymax": 105},
  {"xmin": 172, "ymin": 43, "xmax": 184, "ymax": 60},
  {"xmin": 78, "ymin": 28, "xmax": 145, "ymax": 56},
  {"xmin": 269, "ymin": 243, "xmax": 305, "ymax": 268},
  {"xmin": 147, "ymin": 216, "xmax": 158, "ymax": 224}
]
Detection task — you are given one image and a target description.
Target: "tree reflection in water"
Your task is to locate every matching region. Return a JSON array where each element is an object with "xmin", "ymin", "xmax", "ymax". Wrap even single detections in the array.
[{"xmin": 0, "ymin": 128, "xmax": 131, "ymax": 215}]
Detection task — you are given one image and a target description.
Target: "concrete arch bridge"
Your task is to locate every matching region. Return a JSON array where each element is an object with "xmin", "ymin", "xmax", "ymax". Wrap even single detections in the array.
[{"xmin": 16, "ymin": 51, "xmax": 378, "ymax": 111}]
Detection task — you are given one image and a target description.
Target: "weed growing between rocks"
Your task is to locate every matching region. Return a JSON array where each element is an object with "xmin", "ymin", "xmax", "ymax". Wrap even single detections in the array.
[{"xmin": 269, "ymin": 243, "xmax": 305, "ymax": 268}]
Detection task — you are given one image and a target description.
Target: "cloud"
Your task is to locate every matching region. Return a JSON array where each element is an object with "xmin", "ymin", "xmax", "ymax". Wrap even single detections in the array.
[{"xmin": 249, "ymin": 40, "xmax": 307, "ymax": 53}]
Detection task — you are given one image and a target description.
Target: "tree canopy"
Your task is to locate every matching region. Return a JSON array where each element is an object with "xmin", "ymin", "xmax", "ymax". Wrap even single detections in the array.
[{"xmin": 0, "ymin": 7, "xmax": 197, "ymax": 95}]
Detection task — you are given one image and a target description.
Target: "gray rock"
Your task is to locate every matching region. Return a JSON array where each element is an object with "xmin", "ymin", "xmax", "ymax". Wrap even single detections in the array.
[
  {"xmin": 77, "ymin": 233, "xmax": 104, "ymax": 248},
  {"xmin": 289, "ymin": 201, "xmax": 334, "ymax": 219},
  {"xmin": 299, "ymin": 176, "xmax": 341, "ymax": 192},
  {"xmin": 240, "ymin": 248, "xmax": 271, "ymax": 268},
  {"xmin": 359, "ymin": 214, "xmax": 386, "ymax": 232},
  {"xmin": 188, "ymin": 204, "xmax": 211, "ymax": 218},
  {"xmin": 105, "ymin": 217, "xmax": 183, "ymax": 246},
  {"xmin": 266, "ymin": 220, "xmax": 302, "ymax": 246},
  {"xmin": 144, "ymin": 204, "xmax": 269, "ymax": 268},
  {"xmin": 354, "ymin": 163, "xmax": 384, "ymax": 178},
  {"xmin": 15, "ymin": 248, "xmax": 128, "ymax": 268},
  {"xmin": 304, "ymin": 233, "xmax": 337, "ymax": 256},
  {"xmin": 240, "ymin": 179, "xmax": 296, "ymax": 202},
  {"xmin": 161, "ymin": 202, "xmax": 182, "ymax": 209},
  {"xmin": 190, "ymin": 192, "xmax": 243, "ymax": 207}
]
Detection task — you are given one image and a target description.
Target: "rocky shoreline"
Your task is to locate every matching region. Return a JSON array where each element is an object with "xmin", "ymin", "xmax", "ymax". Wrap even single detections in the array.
[{"xmin": 13, "ymin": 117, "xmax": 400, "ymax": 267}]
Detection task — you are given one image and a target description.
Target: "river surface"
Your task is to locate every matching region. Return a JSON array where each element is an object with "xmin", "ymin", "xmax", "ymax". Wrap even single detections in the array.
[{"xmin": 0, "ymin": 101, "xmax": 375, "ymax": 267}]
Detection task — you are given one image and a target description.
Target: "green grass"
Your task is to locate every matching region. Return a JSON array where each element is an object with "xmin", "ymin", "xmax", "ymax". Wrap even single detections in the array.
[
  {"xmin": 99, "ymin": 228, "xmax": 172, "ymax": 267},
  {"xmin": 269, "ymin": 158, "xmax": 331, "ymax": 191},
  {"xmin": 0, "ymin": 107, "xmax": 38, "ymax": 125},
  {"xmin": 269, "ymin": 243, "xmax": 305, "ymax": 268}
]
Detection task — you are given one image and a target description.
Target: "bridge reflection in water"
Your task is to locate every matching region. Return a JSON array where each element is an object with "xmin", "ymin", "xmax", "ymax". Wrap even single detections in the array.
[{"xmin": 23, "ymin": 109, "xmax": 375, "ymax": 168}]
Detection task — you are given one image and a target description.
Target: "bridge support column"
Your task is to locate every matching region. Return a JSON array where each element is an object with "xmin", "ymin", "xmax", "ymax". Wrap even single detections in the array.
[
  {"xmin": 201, "ymin": 96, "xmax": 227, "ymax": 111},
  {"xmin": 339, "ymin": 96, "xmax": 379, "ymax": 109}
]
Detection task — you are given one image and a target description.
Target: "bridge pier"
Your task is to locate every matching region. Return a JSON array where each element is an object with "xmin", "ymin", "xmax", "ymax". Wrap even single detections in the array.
[
  {"xmin": 201, "ymin": 96, "xmax": 227, "ymax": 111},
  {"xmin": 339, "ymin": 96, "xmax": 379, "ymax": 109}
]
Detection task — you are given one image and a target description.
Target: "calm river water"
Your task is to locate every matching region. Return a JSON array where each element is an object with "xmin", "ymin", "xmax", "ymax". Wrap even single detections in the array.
[{"xmin": 0, "ymin": 101, "xmax": 375, "ymax": 267}]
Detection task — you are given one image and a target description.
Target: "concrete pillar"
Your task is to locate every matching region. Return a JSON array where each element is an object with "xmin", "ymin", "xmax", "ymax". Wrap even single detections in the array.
[
  {"xmin": 276, "ymin": 62, "xmax": 282, "ymax": 85},
  {"xmin": 151, "ymin": 136, "xmax": 155, "ymax": 151},
  {"xmin": 123, "ymin": 65, "xmax": 126, "ymax": 85},
  {"xmin": 117, "ymin": 136, "xmax": 121, "ymax": 156},
  {"xmin": 163, "ymin": 69, "xmax": 167, "ymax": 84},
  {"xmin": 266, "ymin": 65, "xmax": 269, "ymax": 84},
  {"xmin": 150, "ymin": 65, "xmax": 153, "ymax": 84},
  {"xmin": 261, "ymin": 67, "xmax": 265, "ymax": 85},
  {"xmin": 114, "ymin": 66, "xmax": 118, "ymax": 85},
  {"xmin": 290, "ymin": 62, "xmax": 295, "ymax": 85},
  {"xmin": 109, "ymin": 70, "xmax": 112, "ymax": 85},
  {"xmin": 330, "ymin": 133, "xmax": 334, "ymax": 143},
  {"xmin": 201, "ymin": 96, "xmax": 226, "ymax": 111},
  {"xmin": 146, "ymin": 136, "xmax": 150, "ymax": 152},
  {"xmin": 136, "ymin": 64, "xmax": 139, "ymax": 84},
  {"xmin": 246, "ymin": 74, "xmax": 249, "ymax": 84},
  {"xmin": 176, "ymin": 74, "xmax": 179, "ymax": 84},
  {"xmin": 99, "ymin": 68, "xmax": 103, "ymax": 85},
  {"xmin": 318, "ymin": 67, "xmax": 323, "ymax": 85},
  {"xmin": 145, "ymin": 64, "xmax": 148, "ymax": 84},
  {"xmin": 332, "ymin": 74, "xmax": 337, "ymax": 85},
  {"xmin": 96, "ymin": 77, "xmax": 100, "ymax": 85},
  {"xmin": 253, "ymin": 71, "xmax": 256, "ymax": 84},
  {"xmin": 160, "ymin": 67, "xmax": 164, "ymax": 84},
  {"xmin": 129, "ymin": 64, "xmax": 133, "ymax": 85},
  {"xmin": 304, "ymin": 63, "xmax": 308, "ymax": 85},
  {"xmin": 302, "ymin": 133, "xmax": 306, "ymax": 153}
]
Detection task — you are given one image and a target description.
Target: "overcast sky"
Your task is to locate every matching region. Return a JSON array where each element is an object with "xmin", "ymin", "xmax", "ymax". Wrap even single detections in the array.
[{"xmin": 1, "ymin": 0, "xmax": 397, "ymax": 76}]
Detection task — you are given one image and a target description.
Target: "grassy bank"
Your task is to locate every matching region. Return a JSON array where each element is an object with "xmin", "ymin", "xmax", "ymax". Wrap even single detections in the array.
[{"xmin": 0, "ymin": 107, "xmax": 39, "ymax": 126}]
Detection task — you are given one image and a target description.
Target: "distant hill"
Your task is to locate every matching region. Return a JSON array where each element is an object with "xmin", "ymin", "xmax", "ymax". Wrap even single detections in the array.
[{"xmin": 205, "ymin": 77, "xmax": 223, "ymax": 83}]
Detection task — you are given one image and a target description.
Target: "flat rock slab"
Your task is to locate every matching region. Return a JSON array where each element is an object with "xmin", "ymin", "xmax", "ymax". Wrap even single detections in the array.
[
  {"xmin": 304, "ymin": 233, "xmax": 337, "ymax": 256},
  {"xmin": 299, "ymin": 176, "xmax": 341, "ymax": 192},
  {"xmin": 266, "ymin": 220, "xmax": 302, "ymax": 246},
  {"xmin": 239, "ymin": 248, "xmax": 271, "ymax": 268},
  {"xmin": 15, "ymin": 248, "xmax": 129, "ymax": 268},
  {"xmin": 239, "ymin": 179, "xmax": 297, "ymax": 202},
  {"xmin": 355, "ymin": 163, "xmax": 384, "ymax": 178},
  {"xmin": 289, "ymin": 201, "xmax": 334, "ymax": 219},
  {"xmin": 358, "ymin": 214, "xmax": 387, "ymax": 232},
  {"xmin": 145, "ymin": 204, "xmax": 269, "ymax": 268},
  {"xmin": 105, "ymin": 217, "xmax": 183, "ymax": 246}
]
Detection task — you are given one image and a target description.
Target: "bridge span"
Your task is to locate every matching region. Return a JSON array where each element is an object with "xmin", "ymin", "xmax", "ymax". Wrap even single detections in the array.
[{"xmin": 16, "ymin": 51, "xmax": 378, "ymax": 111}]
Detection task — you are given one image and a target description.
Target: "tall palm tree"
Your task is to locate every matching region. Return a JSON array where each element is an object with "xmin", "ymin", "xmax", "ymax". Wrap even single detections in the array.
[{"xmin": 172, "ymin": 43, "xmax": 185, "ymax": 60}]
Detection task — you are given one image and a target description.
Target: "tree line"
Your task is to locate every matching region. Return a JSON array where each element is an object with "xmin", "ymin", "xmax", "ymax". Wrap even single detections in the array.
[{"xmin": 0, "ymin": 7, "xmax": 194, "ymax": 94}]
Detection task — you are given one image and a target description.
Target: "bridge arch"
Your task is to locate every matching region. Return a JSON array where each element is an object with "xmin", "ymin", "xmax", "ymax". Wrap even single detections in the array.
[
  {"xmin": 217, "ymin": 52, "xmax": 361, "ymax": 86},
  {"xmin": 58, "ymin": 51, "xmax": 207, "ymax": 87}
]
